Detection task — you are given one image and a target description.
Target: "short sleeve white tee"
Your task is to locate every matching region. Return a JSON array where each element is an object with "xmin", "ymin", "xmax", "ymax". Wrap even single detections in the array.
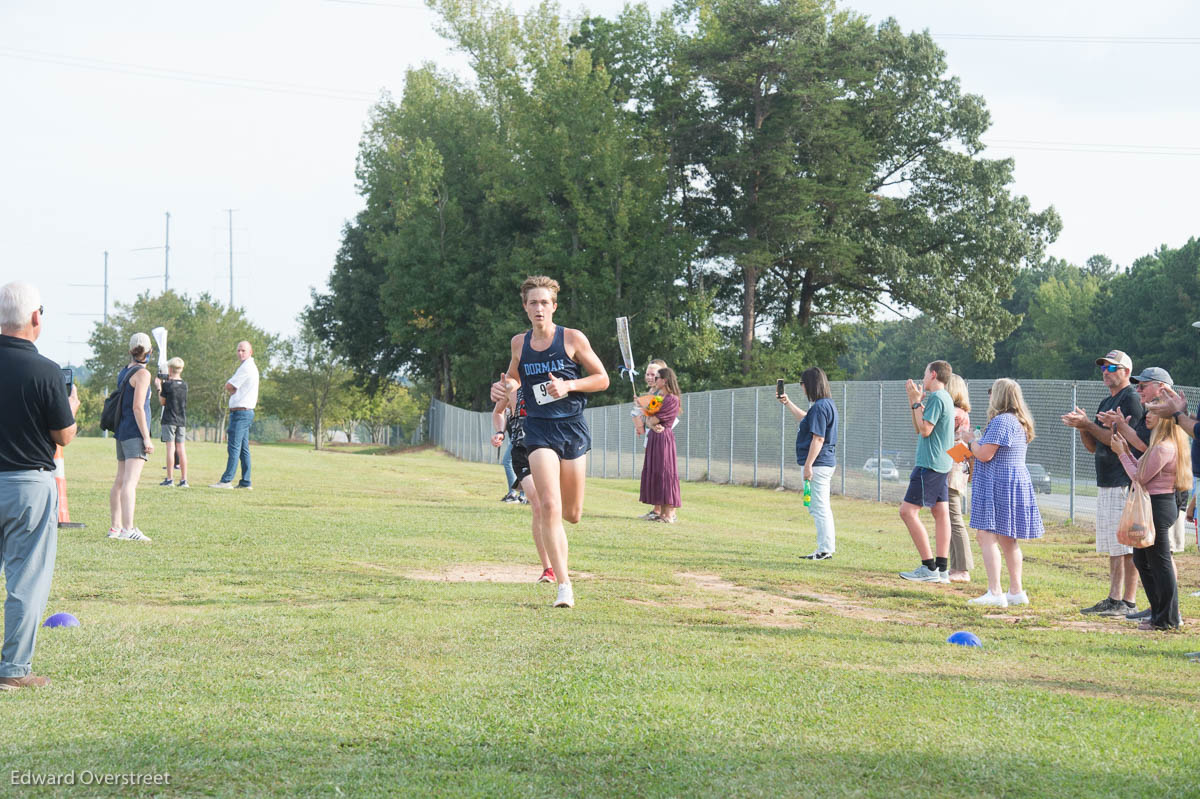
[{"xmin": 228, "ymin": 357, "xmax": 260, "ymax": 409}]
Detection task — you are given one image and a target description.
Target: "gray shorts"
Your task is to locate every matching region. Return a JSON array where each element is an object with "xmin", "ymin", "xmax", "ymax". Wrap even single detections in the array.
[
  {"xmin": 115, "ymin": 437, "xmax": 148, "ymax": 462},
  {"xmin": 161, "ymin": 423, "xmax": 186, "ymax": 443},
  {"xmin": 1095, "ymin": 486, "xmax": 1133, "ymax": 556}
]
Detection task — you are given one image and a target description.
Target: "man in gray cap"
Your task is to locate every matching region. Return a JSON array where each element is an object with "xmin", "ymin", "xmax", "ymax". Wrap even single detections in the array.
[{"xmin": 1061, "ymin": 349, "xmax": 1143, "ymax": 617}]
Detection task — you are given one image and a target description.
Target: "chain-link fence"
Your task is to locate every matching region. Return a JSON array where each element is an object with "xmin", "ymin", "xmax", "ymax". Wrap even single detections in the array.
[{"xmin": 428, "ymin": 380, "xmax": 1200, "ymax": 526}]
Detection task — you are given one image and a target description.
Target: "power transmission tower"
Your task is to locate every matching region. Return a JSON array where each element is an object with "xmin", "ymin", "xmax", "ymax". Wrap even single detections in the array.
[
  {"xmin": 69, "ymin": 250, "xmax": 110, "ymax": 324},
  {"xmin": 164, "ymin": 211, "xmax": 171, "ymax": 293},
  {"xmin": 132, "ymin": 211, "xmax": 172, "ymax": 292},
  {"xmin": 226, "ymin": 208, "xmax": 237, "ymax": 307}
]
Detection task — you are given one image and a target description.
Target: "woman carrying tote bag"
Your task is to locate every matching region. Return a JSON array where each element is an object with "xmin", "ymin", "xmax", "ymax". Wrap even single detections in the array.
[{"xmin": 1111, "ymin": 410, "xmax": 1189, "ymax": 631}]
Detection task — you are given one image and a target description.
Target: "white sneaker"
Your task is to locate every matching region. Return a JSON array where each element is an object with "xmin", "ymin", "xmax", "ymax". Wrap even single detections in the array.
[
  {"xmin": 119, "ymin": 527, "xmax": 152, "ymax": 543},
  {"xmin": 209, "ymin": 481, "xmax": 234, "ymax": 490},
  {"xmin": 553, "ymin": 583, "xmax": 575, "ymax": 608},
  {"xmin": 106, "ymin": 527, "xmax": 121, "ymax": 539},
  {"xmin": 968, "ymin": 591, "xmax": 1008, "ymax": 607},
  {"xmin": 1005, "ymin": 591, "xmax": 1030, "ymax": 606}
]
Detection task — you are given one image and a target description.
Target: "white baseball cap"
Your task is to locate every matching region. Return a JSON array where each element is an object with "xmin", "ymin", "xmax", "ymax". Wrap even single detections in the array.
[{"xmin": 1095, "ymin": 349, "xmax": 1132, "ymax": 371}]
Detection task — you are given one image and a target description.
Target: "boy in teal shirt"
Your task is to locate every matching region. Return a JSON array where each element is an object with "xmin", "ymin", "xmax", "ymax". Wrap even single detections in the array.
[{"xmin": 899, "ymin": 360, "xmax": 956, "ymax": 583}]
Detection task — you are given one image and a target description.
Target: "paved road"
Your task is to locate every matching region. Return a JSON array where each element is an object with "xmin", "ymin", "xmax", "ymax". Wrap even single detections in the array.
[{"xmin": 1037, "ymin": 490, "xmax": 1096, "ymax": 525}]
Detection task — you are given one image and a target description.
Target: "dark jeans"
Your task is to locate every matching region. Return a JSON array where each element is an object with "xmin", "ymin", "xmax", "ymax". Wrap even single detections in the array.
[
  {"xmin": 220, "ymin": 409, "xmax": 253, "ymax": 486},
  {"xmin": 1134, "ymin": 493, "xmax": 1180, "ymax": 629}
]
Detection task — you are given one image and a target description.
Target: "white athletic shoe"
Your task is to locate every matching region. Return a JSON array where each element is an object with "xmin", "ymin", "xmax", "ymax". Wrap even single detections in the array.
[
  {"xmin": 1005, "ymin": 591, "xmax": 1030, "ymax": 606},
  {"xmin": 968, "ymin": 591, "xmax": 1008, "ymax": 608},
  {"xmin": 119, "ymin": 527, "xmax": 152, "ymax": 543},
  {"xmin": 553, "ymin": 583, "xmax": 575, "ymax": 608},
  {"xmin": 106, "ymin": 527, "xmax": 121, "ymax": 539}
]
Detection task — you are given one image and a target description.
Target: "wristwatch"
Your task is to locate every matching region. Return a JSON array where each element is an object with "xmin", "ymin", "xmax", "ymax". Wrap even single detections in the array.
[{"xmin": 911, "ymin": 401, "xmax": 923, "ymax": 410}]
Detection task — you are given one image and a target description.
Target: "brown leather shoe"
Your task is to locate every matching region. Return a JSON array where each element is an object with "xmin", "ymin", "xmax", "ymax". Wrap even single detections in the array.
[{"xmin": 0, "ymin": 674, "xmax": 51, "ymax": 690}]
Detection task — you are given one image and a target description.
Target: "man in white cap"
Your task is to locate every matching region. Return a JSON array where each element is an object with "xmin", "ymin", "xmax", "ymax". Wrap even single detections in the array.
[{"xmin": 1061, "ymin": 349, "xmax": 1143, "ymax": 617}]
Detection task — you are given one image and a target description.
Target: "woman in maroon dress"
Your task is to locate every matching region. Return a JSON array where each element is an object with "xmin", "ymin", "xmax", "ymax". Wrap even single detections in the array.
[{"xmin": 639, "ymin": 367, "xmax": 682, "ymax": 523}]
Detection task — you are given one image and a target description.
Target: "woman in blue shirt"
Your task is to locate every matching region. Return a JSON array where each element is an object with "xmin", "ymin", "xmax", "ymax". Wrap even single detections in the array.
[{"xmin": 779, "ymin": 367, "xmax": 839, "ymax": 560}]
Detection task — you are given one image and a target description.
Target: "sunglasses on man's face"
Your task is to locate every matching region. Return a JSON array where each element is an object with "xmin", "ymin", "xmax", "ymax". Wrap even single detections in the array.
[{"xmin": 1100, "ymin": 364, "xmax": 1121, "ymax": 373}]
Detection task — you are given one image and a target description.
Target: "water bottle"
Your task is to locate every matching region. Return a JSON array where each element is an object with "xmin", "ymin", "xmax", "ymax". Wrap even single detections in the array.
[{"xmin": 803, "ymin": 479, "xmax": 812, "ymax": 507}]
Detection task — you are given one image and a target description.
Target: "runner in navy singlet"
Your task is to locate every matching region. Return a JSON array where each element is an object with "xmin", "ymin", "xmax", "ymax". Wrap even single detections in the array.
[{"xmin": 490, "ymin": 276, "xmax": 609, "ymax": 608}]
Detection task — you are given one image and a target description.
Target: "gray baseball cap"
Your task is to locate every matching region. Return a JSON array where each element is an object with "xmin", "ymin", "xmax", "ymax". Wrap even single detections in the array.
[{"xmin": 1130, "ymin": 366, "xmax": 1173, "ymax": 385}]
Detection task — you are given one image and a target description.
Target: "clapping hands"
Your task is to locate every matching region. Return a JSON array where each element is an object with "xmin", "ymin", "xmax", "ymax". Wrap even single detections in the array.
[
  {"xmin": 1146, "ymin": 385, "xmax": 1188, "ymax": 418},
  {"xmin": 905, "ymin": 379, "xmax": 923, "ymax": 404},
  {"xmin": 1061, "ymin": 407, "xmax": 1090, "ymax": 429}
]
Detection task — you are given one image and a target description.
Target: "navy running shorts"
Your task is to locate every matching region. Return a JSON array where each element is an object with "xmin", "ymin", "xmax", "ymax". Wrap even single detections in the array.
[
  {"xmin": 522, "ymin": 415, "xmax": 591, "ymax": 461},
  {"xmin": 903, "ymin": 466, "xmax": 949, "ymax": 507}
]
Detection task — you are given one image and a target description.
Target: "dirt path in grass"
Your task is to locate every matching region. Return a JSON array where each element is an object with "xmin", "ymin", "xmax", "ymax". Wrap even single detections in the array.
[
  {"xmin": 402, "ymin": 563, "xmax": 593, "ymax": 583},
  {"xmin": 669, "ymin": 571, "xmax": 934, "ymax": 628},
  {"xmin": 665, "ymin": 571, "xmax": 1154, "ymax": 634}
]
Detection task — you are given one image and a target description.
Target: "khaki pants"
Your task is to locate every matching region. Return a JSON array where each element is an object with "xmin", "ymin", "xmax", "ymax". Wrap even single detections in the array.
[{"xmin": 948, "ymin": 487, "xmax": 973, "ymax": 572}]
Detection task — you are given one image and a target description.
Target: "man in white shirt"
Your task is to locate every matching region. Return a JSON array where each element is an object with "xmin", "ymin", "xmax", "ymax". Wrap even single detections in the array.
[{"xmin": 210, "ymin": 340, "xmax": 259, "ymax": 490}]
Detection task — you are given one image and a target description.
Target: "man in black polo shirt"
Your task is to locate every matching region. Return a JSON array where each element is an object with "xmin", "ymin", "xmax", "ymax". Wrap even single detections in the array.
[{"xmin": 0, "ymin": 282, "xmax": 79, "ymax": 690}]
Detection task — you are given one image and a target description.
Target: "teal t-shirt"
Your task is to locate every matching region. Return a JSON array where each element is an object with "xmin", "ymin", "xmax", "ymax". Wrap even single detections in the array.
[{"xmin": 915, "ymin": 388, "xmax": 954, "ymax": 473}]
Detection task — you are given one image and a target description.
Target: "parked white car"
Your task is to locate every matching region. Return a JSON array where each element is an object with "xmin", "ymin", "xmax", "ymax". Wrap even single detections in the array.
[{"xmin": 863, "ymin": 457, "xmax": 900, "ymax": 481}]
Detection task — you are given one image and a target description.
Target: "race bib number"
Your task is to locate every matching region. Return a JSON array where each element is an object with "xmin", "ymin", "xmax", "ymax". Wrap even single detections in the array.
[{"xmin": 533, "ymin": 380, "xmax": 564, "ymax": 405}]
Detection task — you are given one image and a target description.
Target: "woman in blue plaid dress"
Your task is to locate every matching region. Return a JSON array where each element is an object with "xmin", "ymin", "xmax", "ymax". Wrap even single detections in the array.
[{"xmin": 961, "ymin": 378, "xmax": 1044, "ymax": 608}]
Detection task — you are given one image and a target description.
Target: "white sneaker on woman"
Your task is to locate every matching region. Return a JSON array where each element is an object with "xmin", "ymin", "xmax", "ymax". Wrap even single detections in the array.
[
  {"xmin": 1005, "ymin": 591, "xmax": 1029, "ymax": 606},
  {"xmin": 968, "ymin": 591, "xmax": 1008, "ymax": 607},
  {"xmin": 553, "ymin": 583, "xmax": 575, "ymax": 608},
  {"xmin": 119, "ymin": 527, "xmax": 152, "ymax": 543}
]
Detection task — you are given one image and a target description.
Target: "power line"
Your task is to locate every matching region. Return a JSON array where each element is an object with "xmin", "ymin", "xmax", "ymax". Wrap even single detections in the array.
[
  {"xmin": 323, "ymin": 0, "xmax": 425, "ymax": 7},
  {"xmin": 0, "ymin": 47, "xmax": 379, "ymax": 103},
  {"xmin": 984, "ymin": 138, "xmax": 1200, "ymax": 157},
  {"xmin": 935, "ymin": 33, "xmax": 1200, "ymax": 45}
]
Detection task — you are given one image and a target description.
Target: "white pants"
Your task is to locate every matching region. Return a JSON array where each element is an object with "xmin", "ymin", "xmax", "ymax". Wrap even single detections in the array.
[{"xmin": 807, "ymin": 465, "xmax": 836, "ymax": 554}]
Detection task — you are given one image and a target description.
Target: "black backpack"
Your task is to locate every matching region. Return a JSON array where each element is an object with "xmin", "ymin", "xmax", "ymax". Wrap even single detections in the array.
[{"xmin": 100, "ymin": 364, "xmax": 143, "ymax": 433}]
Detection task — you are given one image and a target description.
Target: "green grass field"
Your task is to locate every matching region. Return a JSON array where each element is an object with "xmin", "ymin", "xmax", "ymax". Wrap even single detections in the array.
[{"xmin": 4, "ymin": 437, "xmax": 1200, "ymax": 798}]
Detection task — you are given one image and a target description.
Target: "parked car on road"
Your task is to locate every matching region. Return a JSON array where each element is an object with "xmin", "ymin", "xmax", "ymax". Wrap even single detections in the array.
[
  {"xmin": 1027, "ymin": 463, "xmax": 1052, "ymax": 494},
  {"xmin": 864, "ymin": 458, "xmax": 900, "ymax": 481}
]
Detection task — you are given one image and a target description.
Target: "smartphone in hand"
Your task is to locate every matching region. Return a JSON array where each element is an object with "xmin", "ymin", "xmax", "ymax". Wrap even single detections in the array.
[
  {"xmin": 776, "ymin": 379, "xmax": 785, "ymax": 398},
  {"xmin": 61, "ymin": 367, "xmax": 73, "ymax": 392}
]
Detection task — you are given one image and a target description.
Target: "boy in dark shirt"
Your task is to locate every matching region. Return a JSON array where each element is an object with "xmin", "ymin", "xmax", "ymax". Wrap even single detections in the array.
[{"xmin": 155, "ymin": 357, "xmax": 189, "ymax": 487}]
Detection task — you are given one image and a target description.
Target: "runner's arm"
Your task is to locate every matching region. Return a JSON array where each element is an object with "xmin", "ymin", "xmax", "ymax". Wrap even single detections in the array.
[{"xmin": 563, "ymin": 329, "xmax": 610, "ymax": 394}]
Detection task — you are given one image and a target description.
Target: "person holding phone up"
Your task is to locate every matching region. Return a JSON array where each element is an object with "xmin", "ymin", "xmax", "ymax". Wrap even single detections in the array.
[{"xmin": 779, "ymin": 367, "xmax": 839, "ymax": 560}]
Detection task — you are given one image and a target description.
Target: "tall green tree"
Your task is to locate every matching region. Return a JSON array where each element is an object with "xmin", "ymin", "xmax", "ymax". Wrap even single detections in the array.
[
  {"xmin": 677, "ymin": 0, "xmax": 1060, "ymax": 372},
  {"xmin": 1094, "ymin": 238, "xmax": 1200, "ymax": 385},
  {"xmin": 268, "ymin": 321, "xmax": 354, "ymax": 450}
]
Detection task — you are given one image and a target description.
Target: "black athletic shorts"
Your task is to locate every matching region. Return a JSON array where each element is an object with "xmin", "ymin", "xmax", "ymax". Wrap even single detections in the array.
[
  {"xmin": 511, "ymin": 444, "xmax": 531, "ymax": 490},
  {"xmin": 522, "ymin": 415, "xmax": 591, "ymax": 461}
]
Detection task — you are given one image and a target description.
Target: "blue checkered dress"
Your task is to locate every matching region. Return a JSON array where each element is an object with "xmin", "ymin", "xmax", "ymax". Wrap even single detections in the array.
[{"xmin": 969, "ymin": 413, "xmax": 1045, "ymax": 539}]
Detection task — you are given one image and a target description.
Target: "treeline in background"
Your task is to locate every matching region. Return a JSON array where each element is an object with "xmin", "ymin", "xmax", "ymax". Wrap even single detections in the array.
[{"xmin": 80, "ymin": 0, "xmax": 1200, "ymax": 431}]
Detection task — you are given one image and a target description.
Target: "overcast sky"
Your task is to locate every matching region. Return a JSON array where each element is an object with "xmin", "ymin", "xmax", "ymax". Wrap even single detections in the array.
[{"xmin": 3, "ymin": 0, "xmax": 1198, "ymax": 367}]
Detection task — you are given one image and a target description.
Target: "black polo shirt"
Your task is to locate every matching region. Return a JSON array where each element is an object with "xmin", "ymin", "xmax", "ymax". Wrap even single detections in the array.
[
  {"xmin": 0, "ymin": 334, "xmax": 76, "ymax": 471},
  {"xmin": 1093, "ymin": 385, "xmax": 1144, "ymax": 488}
]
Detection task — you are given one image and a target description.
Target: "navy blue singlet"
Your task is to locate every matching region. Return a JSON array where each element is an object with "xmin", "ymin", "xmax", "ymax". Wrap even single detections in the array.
[{"xmin": 518, "ymin": 326, "xmax": 586, "ymax": 419}]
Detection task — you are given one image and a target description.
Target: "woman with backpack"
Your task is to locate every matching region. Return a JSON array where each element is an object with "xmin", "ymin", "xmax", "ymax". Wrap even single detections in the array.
[{"xmin": 108, "ymin": 332, "xmax": 155, "ymax": 542}]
